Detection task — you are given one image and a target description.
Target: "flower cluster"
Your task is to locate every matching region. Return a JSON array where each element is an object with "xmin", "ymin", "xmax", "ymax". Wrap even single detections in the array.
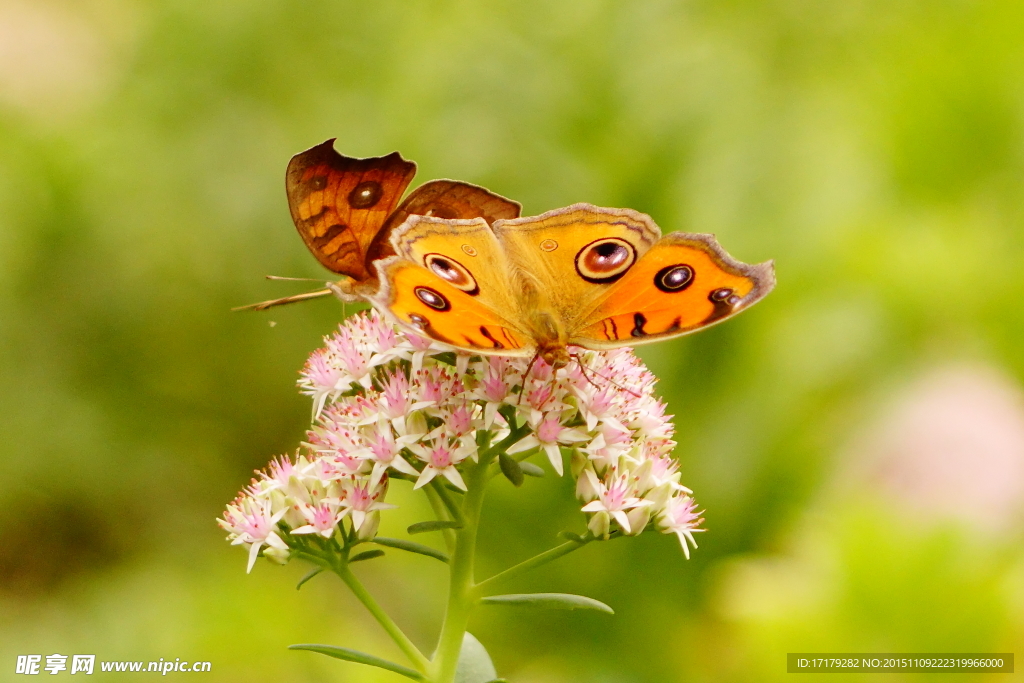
[{"xmin": 219, "ymin": 310, "xmax": 704, "ymax": 570}]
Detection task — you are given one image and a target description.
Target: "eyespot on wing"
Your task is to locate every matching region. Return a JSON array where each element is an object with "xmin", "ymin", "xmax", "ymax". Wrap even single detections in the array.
[
  {"xmin": 571, "ymin": 232, "xmax": 775, "ymax": 346},
  {"xmin": 373, "ymin": 256, "xmax": 531, "ymax": 355}
]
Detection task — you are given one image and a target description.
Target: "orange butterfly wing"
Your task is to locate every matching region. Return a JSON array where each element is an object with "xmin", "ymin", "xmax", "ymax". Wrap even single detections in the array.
[
  {"xmin": 372, "ymin": 216, "xmax": 531, "ymax": 354},
  {"xmin": 571, "ymin": 232, "xmax": 775, "ymax": 346},
  {"xmin": 372, "ymin": 205, "xmax": 774, "ymax": 358}
]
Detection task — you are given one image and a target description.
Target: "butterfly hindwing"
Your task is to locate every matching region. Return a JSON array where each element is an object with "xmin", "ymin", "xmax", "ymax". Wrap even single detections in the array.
[
  {"xmin": 367, "ymin": 180, "xmax": 522, "ymax": 265},
  {"xmin": 493, "ymin": 204, "xmax": 660, "ymax": 324},
  {"xmin": 571, "ymin": 232, "xmax": 775, "ymax": 347},
  {"xmin": 286, "ymin": 140, "xmax": 415, "ymax": 282}
]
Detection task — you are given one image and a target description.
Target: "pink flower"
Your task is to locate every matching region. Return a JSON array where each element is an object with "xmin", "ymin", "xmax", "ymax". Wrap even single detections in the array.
[
  {"xmin": 409, "ymin": 434, "xmax": 475, "ymax": 491},
  {"xmin": 358, "ymin": 419, "xmax": 420, "ymax": 485},
  {"xmin": 580, "ymin": 469, "xmax": 651, "ymax": 536},
  {"xmin": 218, "ymin": 497, "xmax": 288, "ymax": 572},
  {"xmin": 341, "ymin": 477, "xmax": 398, "ymax": 534},
  {"xmin": 291, "ymin": 500, "xmax": 346, "ymax": 539},
  {"xmin": 656, "ymin": 495, "xmax": 704, "ymax": 559},
  {"xmin": 508, "ymin": 414, "xmax": 589, "ymax": 475},
  {"xmin": 223, "ymin": 310, "xmax": 704, "ymax": 571}
]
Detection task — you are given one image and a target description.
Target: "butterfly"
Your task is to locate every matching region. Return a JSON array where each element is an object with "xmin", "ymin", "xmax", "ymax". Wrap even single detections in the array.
[
  {"xmin": 239, "ymin": 140, "xmax": 522, "ymax": 310},
  {"xmin": 370, "ymin": 203, "xmax": 775, "ymax": 367}
]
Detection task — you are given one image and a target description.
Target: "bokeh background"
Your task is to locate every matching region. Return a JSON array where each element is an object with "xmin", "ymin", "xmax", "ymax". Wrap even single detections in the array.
[{"xmin": 2, "ymin": 0, "xmax": 1023, "ymax": 681}]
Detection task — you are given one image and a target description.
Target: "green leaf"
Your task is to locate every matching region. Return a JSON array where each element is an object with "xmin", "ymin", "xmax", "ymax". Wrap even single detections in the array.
[
  {"xmin": 498, "ymin": 452, "xmax": 524, "ymax": 487},
  {"xmin": 373, "ymin": 537, "xmax": 449, "ymax": 563},
  {"xmin": 407, "ymin": 520, "xmax": 462, "ymax": 534},
  {"xmin": 519, "ymin": 461, "xmax": 545, "ymax": 477},
  {"xmin": 289, "ymin": 644, "xmax": 425, "ymax": 681},
  {"xmin": 349, "ymin": 549, "xmax": 385, "ymax": 563},
  {"xmin": 479, "ymin": 593, "xmax": 614, "ymax": 614},
  {"xmin": 433, "ymin": 351, "xmax": 458, "ymax": 366},
  {"xmin": 295, "ymin": 567, "xmax": 323, "ymax": 590},
  {"xmin": 558, "ymin": 531, "xmax": 584, "ymax": 543},
  {"xmin": 455, "ymin": 632, "xmax": 498, "ymax": 683},
  {"xmin": 497, "ymin": 404, "xmax": 518, "ymax": 429}
]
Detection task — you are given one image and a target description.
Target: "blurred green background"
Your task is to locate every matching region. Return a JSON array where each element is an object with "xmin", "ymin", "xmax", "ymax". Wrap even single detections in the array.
[{"xmin": 2, "ymin": 0, "xmax": 1023, "ymax": 681}]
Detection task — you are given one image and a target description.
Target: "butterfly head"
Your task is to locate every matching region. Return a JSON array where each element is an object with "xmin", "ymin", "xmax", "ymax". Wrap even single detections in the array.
[{"xmin": 539, "ymin": 343, "xmax": 571, "ymax": 370}]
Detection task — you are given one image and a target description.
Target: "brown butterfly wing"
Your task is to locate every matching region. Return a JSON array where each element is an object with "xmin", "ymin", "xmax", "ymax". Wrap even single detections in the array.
[
  {"xmin": 366, "ymin": 180, "xmax": 523, "ymax": 264},
  {"xmin": 286, "ymin": 139, "xmax": 416, "ymax": 283}
]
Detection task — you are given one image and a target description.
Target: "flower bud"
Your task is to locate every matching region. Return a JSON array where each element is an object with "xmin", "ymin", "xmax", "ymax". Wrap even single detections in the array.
[
  {"xmin": 625, "ymin": 505, "xmax": 652, "ymax": 536},
  {"xmin": 588, "ymin": 511, "xmax": 611, "ymax": 539},
  {"xmin": 263, "ymin": 546, "xmax": 291, "ymax": 565},
  {"xmin": 356, "ymin": 510, "xmax": 381, "ymax": 541}
]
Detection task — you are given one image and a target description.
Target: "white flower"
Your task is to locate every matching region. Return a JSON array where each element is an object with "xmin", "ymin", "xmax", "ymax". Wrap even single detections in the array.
[
  {"xmin": 218, "ymin": 496, "xmax": 289, "ymax": 573},
  {"xmin": 656, "ymin": 495, "xmax": 705, "ymax": 559},
  {"xmin": 340, "ymin": 477, "xmax": 398, "ymax": 532},
  {"xmin": 507, "ymin": 414, "xmax": 589, "ymax": 476},
  {"xmin": 223, "ymin": 310, "xmax": 705, "ymax": 571},
  {"xmin": 291, "ymin": 499, "xmax": 346, "ymax": 539},
  {"xmin": 579, "ymin": 469, "xmax": 651, "ymax": 536},
  {"xmin": 408, "ymin": 433, "xmax": 475, "ymax": 491}
]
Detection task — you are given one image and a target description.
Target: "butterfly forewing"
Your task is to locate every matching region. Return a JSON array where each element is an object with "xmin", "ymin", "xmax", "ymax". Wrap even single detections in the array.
[
  {"xmin": 373, "ymin": 215, "xmax": 532, "ymax": 355},
  {"xmin": 286, "ymin": 140, "xmax": 416, "ymax": 282},
  {"xmin": 380, "ymin": 260, "xmax": 531, "ymax": 354},
  {"xmin": 493, "ymin": 204, "xmax": 661, "ymax": 324},
  {"xmin": 571, "ymin": 233, "xmax": 775, "ymax": 347}
]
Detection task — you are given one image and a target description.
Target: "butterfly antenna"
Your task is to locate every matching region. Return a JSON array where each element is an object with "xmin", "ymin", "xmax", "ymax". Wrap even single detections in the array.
[
  {"xmin": 231, "ymin": 288, "xmax": 333, "ymax": 311},
  {"xmin": 265, "ymin": 275, "xmax": 331, "ymax": 282},
  {"xmin": 516, "ymin": 353, "xmax": 541, "ymax": 406},
  {"xmin": 569, "ymin": 352, "xmax": 641, "ymax": 398}
]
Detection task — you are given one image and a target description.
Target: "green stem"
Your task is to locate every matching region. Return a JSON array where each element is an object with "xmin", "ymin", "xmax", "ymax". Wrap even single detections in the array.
[
  {"xmin": 333, "ymin": 560, "xmax": 430, "ymax": 674},
  {"xmin": 430, "ymin": 480, "xmax": 465, "ymax": 524},
  {"xmin": 472, "ymin": 534, "xmax": 595, "ymax": 598},
  {"xmin": 307, "ymin": 418, "xmax": 559, "ymax": 682},
  {"xmin": 483, "ymin": 423, "xmax": 532, "ymax": 459},
  {"xmin": 423, "ymin": 485, "xmax": 457, "ymax": 553},
  {"xmin": 429, "ymin": 458, "xmax": 490, "ymax": 683}
]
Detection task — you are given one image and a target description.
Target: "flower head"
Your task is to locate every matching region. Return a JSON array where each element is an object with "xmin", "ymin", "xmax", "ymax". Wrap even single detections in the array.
[{"xmin": 221, "ymin": 310, "xmax": 704, "ymax": 571}]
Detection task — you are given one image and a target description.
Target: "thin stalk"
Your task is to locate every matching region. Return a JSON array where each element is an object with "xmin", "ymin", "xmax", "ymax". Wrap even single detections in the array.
[
  {"xmin": 428, "ymin": 458, "xmax": 490, "ymax": 683},
  {"xmin": 423, "ymin": 485, "xmax": 457, "ymax": 553},
  {"xmin": 472, "ymin": 535, "xmax": 595, "ymax": 598},
  {"xmin": 429, "ymin": 480, "xmax": 465, "ymax": 525},
  {"xmin": 333, "ymin": 560, "xmax": 430, "ymax": 674},
  {"xmin": 482, "ymin": 423, "xmax": 532, "ymax": 460}
]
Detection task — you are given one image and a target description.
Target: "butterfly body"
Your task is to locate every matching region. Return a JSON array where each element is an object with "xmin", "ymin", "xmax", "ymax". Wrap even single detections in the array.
[{"xmin": 372, "ymin": 203, "xmax": 775, "ymax": 365}]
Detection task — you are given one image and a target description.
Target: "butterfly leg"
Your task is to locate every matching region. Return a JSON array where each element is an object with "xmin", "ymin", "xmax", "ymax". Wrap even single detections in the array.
[
  {"xmin": 568, "ymin": 351, "xmax": 641, "ymax": 399},
  {"xmin": 515, "ymin": 352, "xmax": 543, "ymax": 406}
]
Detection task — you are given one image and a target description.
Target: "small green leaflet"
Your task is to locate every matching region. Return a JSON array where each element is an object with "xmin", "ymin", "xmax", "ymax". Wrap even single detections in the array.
[
  {"xmin": 407, "ymin": 520, "xmax": 462, "ymax": 534},
  {"xmin": 373, "ymin": 537, "xmax": 449, "ymax": 563},
  {"xmin": 295, "ymin": 567, "xmax": 323, "ymax": 590},
  {"xmin": 289, "ymin": 644, "xmax": 424, "ymax": 681},
  {"xmin": 479, "ymin": 593, "xmax": 614, "ymax": 614},
  {"xmin": 349, "ymin": 549, "xmax": 385, "ymax": 563}
]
